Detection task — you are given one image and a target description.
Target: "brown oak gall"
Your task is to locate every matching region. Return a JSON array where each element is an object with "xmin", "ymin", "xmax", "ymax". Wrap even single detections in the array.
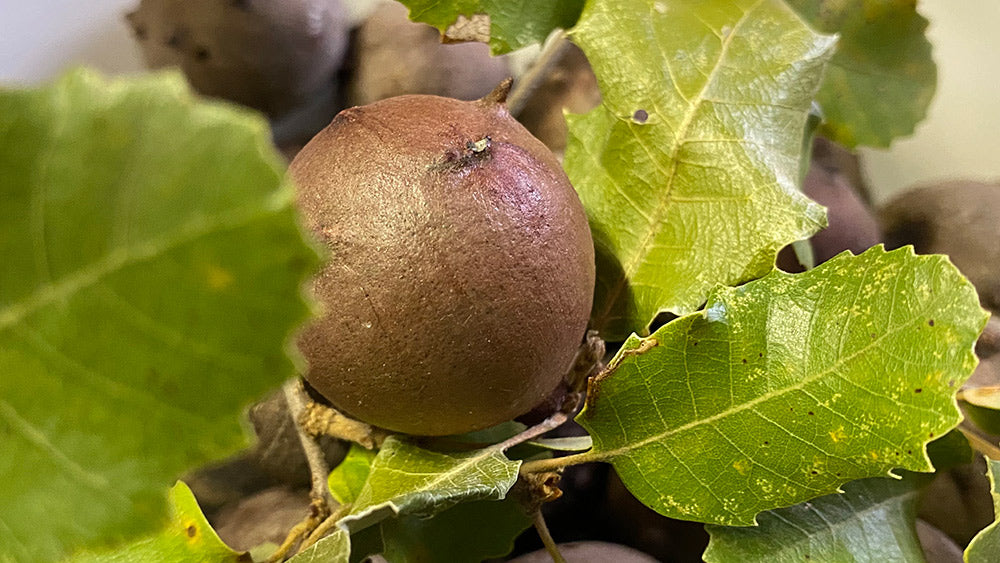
[{"xmin": 290, "ymin": 83, "xmax": 595, "ymax": 436}]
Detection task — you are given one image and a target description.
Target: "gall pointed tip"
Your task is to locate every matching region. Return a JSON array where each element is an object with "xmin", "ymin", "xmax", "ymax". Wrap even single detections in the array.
[{"xmin": 481, "ymin": 78, "xmax": 514, "ymax": 106}]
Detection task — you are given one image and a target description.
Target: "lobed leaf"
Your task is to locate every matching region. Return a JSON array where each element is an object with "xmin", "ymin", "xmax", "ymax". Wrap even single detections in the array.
[
  {"xmin": 398, "ymin": 0, "xmax": 584, "ymax": 54},
  {"xmin": 67, "ymin": 482, "xmax": 245, "ymax": 563},
  {"xmin": 339, "ymin": 437, "xmax": 520, "ymax": 532},
  {"xmin": 786, "ymin": 0, "xmax": 937, "ymax": 148},
  {"xmin": 965, "ymin": 459, "xmax": 1000, "ymax": 562},
  {"xmin": 576, "ymin": 246, "xmax": 986, "ymax": 525},
  {"xmin": 704, "ymin": 475, "xmax": 926, "ymax": 562},
  {"xmin": 0, "ymin": 70, "xmax": 319, "ymax": 561},
  {"xmin": 565, "ymin": 0, "xmax": 833, "ymax": 340}
]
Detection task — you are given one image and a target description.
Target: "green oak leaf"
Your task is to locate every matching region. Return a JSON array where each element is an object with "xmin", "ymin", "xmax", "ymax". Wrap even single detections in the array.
[
  {"xmin": 398, "ymin": 0, "xmax": 584, "ymax": 54},
  {"xmin": 786, "ymin": 0, "xmax": 936, "ymax": 148},
  {"xmin": 288, "ymin": 529, "xmax": 351, "ymax": 563},
  {"xmin": 339, "ymin": 437, "xmax": 521, "ymax": 532},
  {"xmin": 0, "ymin": 69, "xmax": 319, "ymax": 561},
  {"xmin": 323, "ymin": 439, "xmax": 529, "ymax": 562},
  {"xmin": 67, "ymin": 482, "xmax": 246, "ymax": 563},
  {"xmin": 965, "ymin": 459, "xmax": 1000, "ymax": 562},
  {"xmin": 566, "ymin": 0, "xmax": 833, "ymax": 340},
  {"xmin": 576, "ymin": 246, "xmax": 986, "ymax": 525},
  {"xmin": 380, "ymin": 497, "xmax": 532, "ymax": 563},
  {"xmin": 704, "ymin": 474, "xmax": 926, "ymax": 562},
  {"xmin": 328, "ymin": 445, "xmax": 378, "ymax": 505}
]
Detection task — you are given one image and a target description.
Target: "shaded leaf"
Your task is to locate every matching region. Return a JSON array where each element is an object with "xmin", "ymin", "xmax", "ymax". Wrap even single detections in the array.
[
  {"xmin": 287, "ymin": 528, "xmax": 350, "ymax": 563},
  {"xmin": 577, "ymin": 246, "xmax": 986, "ymax": 525},
  {"xmin": 786, "ymin": 0, "xmax": 936, "ymax": 148},
  {"xmin": 328, "ymin": 445, "xmax": 378, "ymax": 505},
  {"xmin": 347, "ymin": 526, "xmax": 384, "ymax": 563},
  {"xmin": 398, "ymin": 0, "xmax": 584, "ymax": 54},
  {"xmin": 340, "ymin": 437, "xmax": 520, "ymax": 532},
  {"xmin": 380, "ymin": 497, "xmax": 532, "ymax": 563},
  {"xmin": 565, "ymin": 0, "xmax": 833, "ymax": 340},
  {"xmin": 962, "ymin": 405, "xmax": 1000, "ymax": 436},
  {"xmin": 704, "ymin": 475, "xmax": 926, "ymax": 562},
  {"xmin": 965, "ymin": 459, "xmax": 1000, "ymax": 562},
  {"xmin": 959, "ymin": 386, "xmax": 1000, "ymax": 435},
  {"xmin": 67, "ymin": 482, "xmax": 246, "ymax": 563},
  {"xmin": 926, "ymin": 430, "xmax": 974, "ymax": 472},
  {"xmin": 0, "ymin": 69, "xmax": 318, "ymax": 561}
]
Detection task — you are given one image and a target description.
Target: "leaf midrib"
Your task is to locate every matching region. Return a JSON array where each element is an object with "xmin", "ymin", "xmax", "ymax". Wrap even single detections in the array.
[
  {"xmin": 590, "ymin": 0, "xmax": 763, "ymax": 330},
  {"xmin": 0, "ymin": 202, "xmax": 279, "ymax": 333},
  {"xmin": 594, "ymin": 295, "xmax": 940, "ymax": 461},
  {"xmin": 351, "ymin": 445, "xmax": 519, "ymax": 516}
]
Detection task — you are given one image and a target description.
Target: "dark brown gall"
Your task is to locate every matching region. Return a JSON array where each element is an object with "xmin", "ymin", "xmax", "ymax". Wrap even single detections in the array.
[{"xmin": 290, "ymin": 84, "xmax": 595, "ymax": 436}]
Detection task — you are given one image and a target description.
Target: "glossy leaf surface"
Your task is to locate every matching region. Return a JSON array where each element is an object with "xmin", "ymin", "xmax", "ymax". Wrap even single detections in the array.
[
  {"xmin": 704, "ymin": 475, "xmax": 926, "ymax": 562},
  {"xmin": 578, "ymin": 247, "xmax": 985, "ymax": 525}
]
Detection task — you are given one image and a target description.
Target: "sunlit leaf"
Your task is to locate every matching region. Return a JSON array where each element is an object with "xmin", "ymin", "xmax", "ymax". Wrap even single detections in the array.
[
  {"xmin": 577, "ymin": 246, "xmax": 986, "ymax": 525},
  {"xmin": 328, "ymin": 445, "xmax": 378, "ymax": 505},
  {"xmin": 0, "ymin": 69, "xmax": 318, "ymax": 561},
  {"xmin": 565, "ymin": 0, "xmax": 833, "ymax": 339}
]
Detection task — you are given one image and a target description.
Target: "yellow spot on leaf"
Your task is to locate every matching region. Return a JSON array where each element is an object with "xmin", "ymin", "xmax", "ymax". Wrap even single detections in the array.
[
  {"xmin": 829, "ymin": 426, "xmax": 847, "ymax": 443},
  {"xmin": 205, "ymin": 264, "xmax": 234, "ymax": 290},
  {"xmin": 733, "ymin": 459, "xmax": 751, "ymax": 475}
]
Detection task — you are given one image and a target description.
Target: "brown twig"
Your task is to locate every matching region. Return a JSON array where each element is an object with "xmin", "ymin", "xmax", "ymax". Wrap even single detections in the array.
[
  {"xmin": 283, "ymin": 379, "xmax": 337, "ymax": 508},
  {"xmin": 266, "ymin": 497, "xmax": 328, "ymax": 563},
  {"xmin": 498, "ymin": 410, "xmax": 572, "ymax": 452},
  {"xmin": 297, "ymin": 502, "xmax": 353, "ymax": 554}
]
